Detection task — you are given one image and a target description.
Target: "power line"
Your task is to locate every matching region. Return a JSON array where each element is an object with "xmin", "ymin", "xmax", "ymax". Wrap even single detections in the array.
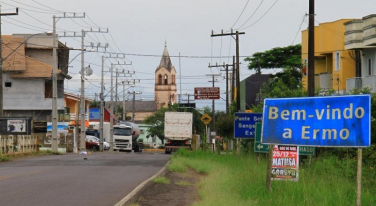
[
  {"xmin": 229, "ymin": 0, "xmax": 250, "ymax": 29},
  {"xmin": 291, "ymin": 14, "xmax": 307, "ymax": 45},
  {"xmin": 31, "ymin": 0, "xmax": 65, "ymax": 13},
  {"xmin": 11, "ymin": 0, "xmax": 60, "ymax": 12},
  {"xmin": 239, "ymin": 0, "xmax": 279, "ymax": 30},
  {"xmin": 236, "ymin": 0, "xmax": 264, "ymax": 29},
  {"xmin": 1, "ymin": 1, "xmax": 60, "ymax": 14}
]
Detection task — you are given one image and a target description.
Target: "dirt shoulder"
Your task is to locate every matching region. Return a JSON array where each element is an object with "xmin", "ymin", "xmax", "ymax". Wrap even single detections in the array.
[{"xmin": 125, "ymin": 169, "xmax": 202, "ymax": 206}]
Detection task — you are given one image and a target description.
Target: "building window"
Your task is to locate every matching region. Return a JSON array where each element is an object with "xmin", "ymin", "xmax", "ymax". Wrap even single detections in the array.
[
  {"xmin": 5, "ymin": 82, "xmax": 12, "ymax": 87},
  {"xmin": 45, "ymin": 81, "xmax": 52, "ymax": 98},
  {"xmin": 335, "ymin": 51, "xmax": 341, "ymax": 71},
  {"xmin": 368, "ymin": 58, "xmax": 373, "ymax": 76},
  {"xmin": 158, "ymin": 74, "xmax": 162, "ymax": 85},
  {"xmin": 164, "ymin": 74, "xmax": 168, "ymax": 85}
]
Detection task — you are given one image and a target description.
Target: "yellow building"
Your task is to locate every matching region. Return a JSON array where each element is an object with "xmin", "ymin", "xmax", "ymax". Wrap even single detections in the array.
[
  {"xmin": 301, "ymin": 19, "xmax": 357, "ymax": 94},
  {"xmin": 64, "ymin": 93, "xmax": 90, "ymax": 127}
]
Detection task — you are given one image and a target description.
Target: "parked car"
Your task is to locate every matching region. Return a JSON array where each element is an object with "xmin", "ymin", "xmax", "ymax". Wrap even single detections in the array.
[
  {"xmin": 86, "ymin": 135, "xmax": 100, "ymax": 151},
  {"xmin": 86, "ymin": 130, "xmax": 110, "ymax": 150},
  {"xmin": 87, "ymin": 135, "xmax": 110, "ymax": 150}
]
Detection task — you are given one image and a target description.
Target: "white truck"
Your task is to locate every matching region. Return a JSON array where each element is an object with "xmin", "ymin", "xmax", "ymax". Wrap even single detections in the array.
[
  {"xmin": 164, "ymin": 112, "xmax": 193, "ymax": 154},
  {"xmin": 113, "ymin": 121, "xmax": 142, "ymax": 152},
  {"xmin": 88, "ymin": 122, "xmax": 111, "ymax": 141}
]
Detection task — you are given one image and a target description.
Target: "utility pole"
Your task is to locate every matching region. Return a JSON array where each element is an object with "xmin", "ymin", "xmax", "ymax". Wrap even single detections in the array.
[
  {"xmin": 0, "ymin": 6, "xmax": 18, "ymax": 117},
  {"xmin": 62, "ymin": 28, "xmax": 108, "ymax": 153},
  {"xmin": 51, "ymin": 12, "xmax": 85, "ymax": 153},
  {"xmin": 122, "ymin": 79, "xmax": 140, "ymax": 120},
  {"xmin": 209, "ymin": 62, "xmax": 233, "ymax": 116},
  {"xmin": 110, "ymin": 62, "xmax": 133, "ymax": 152},
  {"xmin": 232, "ymin": 56, "xmax": 235, "ymax": 106},
  {"xmin": 308, "ymin": 0, "xmax": 315, "ymax": 97},
  {"xmin": 205, "ymin": 73, "xmax": 221, "ymax": 133},
  {"xmin": 211, "ymin": 30, "xmax": 244, "ymax": 112},
  {"xmin": 100, "ymin": 53, "xmax": 125, "ymax": 151},
  {"xmin": 115, "ymin": 68, "xmax": 133, "ymax": 119},
  {"xmin": 128, "ymin": 90, "xmax": 142, "ymax": 122}
]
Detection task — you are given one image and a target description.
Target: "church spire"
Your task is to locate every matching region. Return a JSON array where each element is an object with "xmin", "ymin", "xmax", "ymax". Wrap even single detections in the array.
[{"xmin": 157, "ymin": 42, "xmax": 173, "ymax": 72}]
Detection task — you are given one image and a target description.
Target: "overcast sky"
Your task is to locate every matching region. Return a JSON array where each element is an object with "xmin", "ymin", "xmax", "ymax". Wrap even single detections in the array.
[{"xmin": 1, "ymin": 0, "xmax": 375, "ymax": 111}]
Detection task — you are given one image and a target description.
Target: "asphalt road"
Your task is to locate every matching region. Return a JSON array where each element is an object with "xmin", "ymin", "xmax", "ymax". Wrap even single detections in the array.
[{"xmin": 0, "ymin": 152, "xmax": 170, "ymax": 206}]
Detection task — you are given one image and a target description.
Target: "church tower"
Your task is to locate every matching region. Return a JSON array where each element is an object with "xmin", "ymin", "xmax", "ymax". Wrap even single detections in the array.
[{"xmin": 154, "ymin": 43, "xmax": 177, "ymax": 109}]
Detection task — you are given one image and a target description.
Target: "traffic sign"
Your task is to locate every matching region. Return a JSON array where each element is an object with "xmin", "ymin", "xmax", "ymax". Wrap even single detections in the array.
[
  {"xmin": 194, "ymin": 87, "xmax": 220, "ymax": 100},
  {"xmin": 255, "ymin": 123, "xmax": 315, "ymax": 155},
  {"xmin": 254, "ymin": 122, "xmax": 269, "ymax": 153},
  {"xmin": 299, "ymin": 146, "xmax": 316, "ymax": 156},
  {"xmin": 234, "ymin": 112, "xmax": 262, "ymax": 138},
  {"xmin": 262, "ymin": 95, "xmax": 371, "ymax": 147},
  {"xmin": 201, "ymin": 113, "xmax": 212, "ymax": 125}
]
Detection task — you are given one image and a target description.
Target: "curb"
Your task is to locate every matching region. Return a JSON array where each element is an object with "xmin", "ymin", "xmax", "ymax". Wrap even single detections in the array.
[
  {"xmin": 114, "ymin": 160, "xmax": 170, "ymax": 206},
  {"xmin": 143, "ymin": 149, "xmax": 165, "ymax": 152}
]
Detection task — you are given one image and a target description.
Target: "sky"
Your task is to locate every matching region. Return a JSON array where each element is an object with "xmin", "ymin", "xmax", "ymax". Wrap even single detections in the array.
[{"xmin": 1, "ymin": 0, "xmax": 375, "ymax": 112}]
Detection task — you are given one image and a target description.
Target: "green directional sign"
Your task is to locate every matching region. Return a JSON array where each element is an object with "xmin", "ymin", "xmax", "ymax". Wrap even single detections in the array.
[
  {"xmin": 299, "ymin": 146, "xmax": 316, "ymax": 156},
  {"xmin": 254, "ymin": 122, "xmax": 269, "ymax": 153},
  {"xmin": 254, "ymin": 122, "xmax": 315, "ymax": 155}
]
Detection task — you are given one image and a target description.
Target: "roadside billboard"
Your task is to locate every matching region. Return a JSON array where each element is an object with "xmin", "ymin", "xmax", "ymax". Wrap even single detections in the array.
[
  {"xmin": 272, "ymin": 145, "xmax": 299, "ymax": 181},
  {"xmin": 262, "ymin": 95, "xmax": 371, "ymax": 147},
  {"xmin": 0, "ymin": 117, "xmax": 31, "ymax": 135}
]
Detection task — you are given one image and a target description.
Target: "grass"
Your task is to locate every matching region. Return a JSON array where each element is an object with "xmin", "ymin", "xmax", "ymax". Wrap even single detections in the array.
[
  {"xmin": 171, "ymin": 149, "xmax": 376, "ymax": 206},
  {"xmin": 0, "ymin": 155, "xmax": 11, "ymax": 162},
  {"xmin": 0, "ymin": 150, "xmax": 61, "ymax": 162},
  {"xmin": 175, "ymin": 181, "xmax": 193, "ymax": 186},
  {"xmin": 153, "ymin": 176, "xmax": 170, "ymax": 184}
]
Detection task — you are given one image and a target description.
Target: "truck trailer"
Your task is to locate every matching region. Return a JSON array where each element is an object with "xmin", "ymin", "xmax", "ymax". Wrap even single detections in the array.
[
  {"xmin": 164, "ymin": 112, "xmax": 193, "ymax": 154},
  {"xmin": 113, "ymin": 121, "xmax": 142, "ymax": 152}
]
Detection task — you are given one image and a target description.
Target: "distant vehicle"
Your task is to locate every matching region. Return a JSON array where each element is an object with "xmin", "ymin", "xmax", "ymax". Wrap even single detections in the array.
[
  {"xmin": 164, "ymin": 112, "xmax": 193, "ymax": 154},
  {"xmin": 113, "ymin": 121, "xmax": 142, "ymax": 152},
  {"xmin": 86, "ymin": 135, "xmax": 110, "ymax": 150},
  {"xmin": 87, "ymin": 122, "xmax": 111, "ymax": 150},
  {"xmin": 86, "ymin": 135, "xmax": 100, "ymax": 151}
]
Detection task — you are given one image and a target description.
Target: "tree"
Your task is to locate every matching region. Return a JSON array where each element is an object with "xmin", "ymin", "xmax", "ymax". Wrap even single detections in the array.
[
  {"xmin": 143, "ymin": 106, "xmax": 175, "ymax": 144},
  {"xmin": 251, "ymin": 68, "xmax": 307, "ymax": 113},
  {"xmin": 143, "ymin": 105, "xmax": 206, "ymax": 144},
  {"xmin": 215, "ymin": 115, "xmax": 234, "ymax": 140},
  {"xmin": 244, "ymin": 44, "xmax": 302, "ymax": 73},
  {"xmin": 90, "ymin": 100, "xmax": 101, "ymax": 108}
]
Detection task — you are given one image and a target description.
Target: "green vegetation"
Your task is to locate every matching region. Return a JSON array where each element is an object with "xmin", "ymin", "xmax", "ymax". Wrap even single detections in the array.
[
  {"xmin": 153, "ymin": 176, "xmax": 170, "ymax": 185},
  {"xmin": 175, "ymin": 181, "xmax": 192, "ymax": 186},
  {"xmin": 143, "ymin": 104, "xmax": 207, "ymax": 144},
  {"xmin": 172, "ymin": 149, "xmax": 376, "ymax": 206},
  {"xmin": 0, "ymin": 155, "xmax": 10, "ymax": 162},
  {"xmin": 0, "ymin": 150, "xmax": 60, "ymax": 162},
  {"xmin": 244, "ymin": 44, "xmax": 302, "ymax": 73}
]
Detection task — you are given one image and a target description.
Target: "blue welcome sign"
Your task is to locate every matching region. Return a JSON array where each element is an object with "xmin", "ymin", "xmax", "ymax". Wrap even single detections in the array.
[
  {"xmin": 234, "ymin": 112, "xmax": 262, "ymax": 138},
  {"xmin": 261, "ymin": 95, "xmax": 371, "ymax": 147}
]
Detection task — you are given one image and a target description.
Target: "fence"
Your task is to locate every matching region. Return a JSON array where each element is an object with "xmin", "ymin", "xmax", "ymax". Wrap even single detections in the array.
[{"xmin": 0, "ymin": 135, "xmax": 40, "ymax": 154}]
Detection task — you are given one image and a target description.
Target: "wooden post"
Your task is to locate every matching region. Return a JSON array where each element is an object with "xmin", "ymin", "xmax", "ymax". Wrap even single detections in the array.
[
  {"xmin": 356, "ymin": 148, "xmax": 362, "ymax": 206},
  {"xmin": 266, "ymin": 144, "xmax": 274, "ymax": 192}
]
